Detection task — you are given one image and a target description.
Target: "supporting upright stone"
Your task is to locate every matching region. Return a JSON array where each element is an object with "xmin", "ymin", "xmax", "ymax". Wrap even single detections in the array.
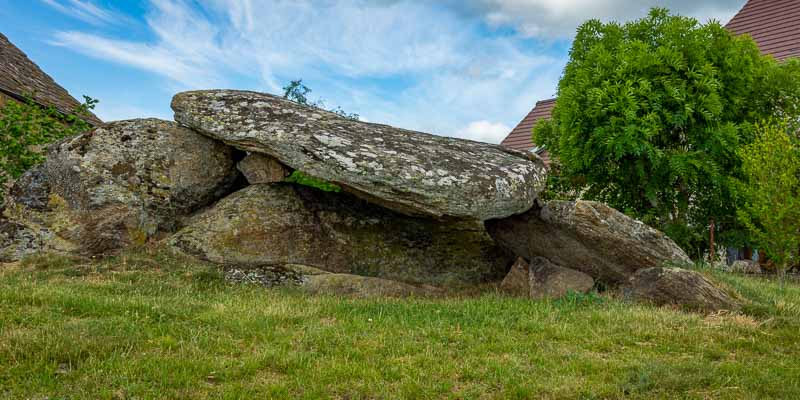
[
  {"xmin": 499, "ymin": 256, "xmax": 594, "ymax": 299},
  {"xmin": 487, "ymin": 200, "xmax": 691, "ymax": 284},
  {"xmin": 237, "ymin": 153, "xmax": 291, "ymax": 184}
]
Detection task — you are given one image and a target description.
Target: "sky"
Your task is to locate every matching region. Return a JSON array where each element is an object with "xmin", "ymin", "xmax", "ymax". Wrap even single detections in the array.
[{"xmin": 1, "ymin": 0, "xmax": 746, "ymax": 143}]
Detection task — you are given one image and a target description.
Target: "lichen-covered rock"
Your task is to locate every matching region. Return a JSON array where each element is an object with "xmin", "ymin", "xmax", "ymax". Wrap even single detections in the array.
[
  {"xmin": 730, "ymin": 260, "xmax": 762, "ymax": 274},
  {"xmin": 170, "ymin": 184, "xmax": 513, "ymax": 287},
  {"xmin": 302, "ymin": 273, "xmax": 435, "ymax": 298},
  {"xmin": 0, "ymin": 217, "xmax": 51, "ymax": 262},
  {"xmin": 625, "ymin": 267, "xmax": 741, "ymax": 312},
  {"xmin": 171, "ymin": 90, "xmax": 546, "ymax": 221},
  {"xmin": 1, "ymin": 119, "xmax": 239, "ymax": 259},
  {"xmin": 8, "ymin": 166, "xmax": 50, "ymax": 211},
  {"xmin": 486, "ymin": 200, "xmax": 691, "ymax": 284},
  {"xmin": 223, "ymin": 264, "xmax": 310, "ymax": 287},
  {"xmin": 237, "ymin": 153, "xmax": 291, "ymax": 184},
  {"xmin": 500, "ymin": 256, "xmax": 594, "ymax": 299}
]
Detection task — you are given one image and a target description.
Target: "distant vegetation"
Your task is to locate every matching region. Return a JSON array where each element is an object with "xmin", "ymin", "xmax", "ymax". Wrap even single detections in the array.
[
  {"xmin": 535, "ymin": 8, "xmax": 800, "ymax": 258},
  {"xmin": 0, "ymin": 96, "xmax": 97, "ymax": 203}
]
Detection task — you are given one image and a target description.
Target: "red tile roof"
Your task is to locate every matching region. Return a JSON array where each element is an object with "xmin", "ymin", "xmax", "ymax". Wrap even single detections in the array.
[
  {"xmin": 502, "ymin": 0, "xmax": 800, "ymax": 151},
  {"xmin": 0, "ymin": 32, "xmax": 102, "ymax": 125},
  {"xmin": 500, "ymin": 98, "xmax": 555, "ymax": 151},
  {"xmin": 726, "ymin": 0, "xmax": 800, "ymax": 62}
]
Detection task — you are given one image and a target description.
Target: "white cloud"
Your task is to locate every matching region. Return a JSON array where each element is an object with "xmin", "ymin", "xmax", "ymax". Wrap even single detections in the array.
[
  {"xmin": 47, "ymin": 0, "xmax": 743, "ymax": 140},
  {"xmin": 457, "ymin": 120, "xmax": 513, "ymax": 143},
  {"xmin": 40, "ymin": 0, "xmax": 130, "ymax": 26},
  {"xmin": 50, "ymin": 0, "xmax": 561, "ymax": 138},
  {"xmin": 459, "ymin": 0, "xmax": 745, "ymax": 39},
  {"xmin": 51, "ymin": 31, "xmax": 223, "ymax": 89}
]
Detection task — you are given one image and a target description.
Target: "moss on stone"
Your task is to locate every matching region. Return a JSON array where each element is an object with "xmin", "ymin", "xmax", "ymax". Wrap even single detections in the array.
[{"xmin": 284, "ymin": 171, "xmax": 341, "ymax": 192}]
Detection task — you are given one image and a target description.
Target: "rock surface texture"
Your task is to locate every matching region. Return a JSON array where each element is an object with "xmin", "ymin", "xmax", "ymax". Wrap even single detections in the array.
[
  {"xmin": 170, "ymin": 184, "xmax": 513, "ymax": 286},
  {"xmin": 486, "ymin": 200, "xmax": 691, "ymax": 284},
  {"xmin": 527, "ymin": 257, "xmax": 595, "ymax": 299},
  {"xmin": 500, "ymin": 257, "xmax": 594, "ymax": 299},
  {"xmin": 0, "ymin": 217, "xmax": 46, "ymax": 262},
  {"xmin": 730, "ymin": 260, "xmax": 762, "ymax": 274},
  {"xmin": 625, "ymin": 267, "xmax": 741, "ymax": 312},
  {"xmin": 237, "ymin": 153, "xmax": 291, "ymax": 184},
  {"xmin": 171, "ymin": 90, "xmax": 546, "ymax": 220},
  {"xmin": 1, "ymin": 119, "xmax": 239, "ymax": 259},
  {"xmin": 499, "ymin": 257, "xmax": 531, "ymax": 297}
]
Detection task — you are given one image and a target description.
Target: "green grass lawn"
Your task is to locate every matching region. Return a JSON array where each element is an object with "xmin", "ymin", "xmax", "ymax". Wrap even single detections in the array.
[{"xmin": 1, "ymin": 248, "xmax": 799, "ymax": 399}]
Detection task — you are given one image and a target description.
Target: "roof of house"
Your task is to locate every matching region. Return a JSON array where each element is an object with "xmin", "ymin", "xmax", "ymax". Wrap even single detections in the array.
[
  {"xmin": 0, "ymin": 32, "xmax": 102, "ymax": 125},
  {"xmin": 726, "ymin": 0, "xmax": 800, "ymax": 61},
  {"xmin": 500, "ymin": 98, "xmax": 556, "ymax": 152},
  {"xmin": 501, "ymin": 0, "xmax": 800, "ymax": 151}
]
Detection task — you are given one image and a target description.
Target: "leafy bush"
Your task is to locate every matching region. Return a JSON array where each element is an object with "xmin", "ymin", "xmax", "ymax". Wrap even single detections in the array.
[
  {"xmin": 0, "ymin": 96, "xmax": 97, "ymax": 203},
  {"xmin": 736, "ymin": 120, "xmax": 800, "ymax": 277},
  {"xmin": 535, "ymin": 8, "xmax": 800, "ymax": 256}
]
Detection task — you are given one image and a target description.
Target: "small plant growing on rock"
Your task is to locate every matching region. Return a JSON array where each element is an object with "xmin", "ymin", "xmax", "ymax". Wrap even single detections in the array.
[
  {"xmin": 280, "ymin": 80, "xmax": 353, "ymax": 192},
  {"xmin": 282, "ymin": 79, "xmax": 359, "ymax": 121}
]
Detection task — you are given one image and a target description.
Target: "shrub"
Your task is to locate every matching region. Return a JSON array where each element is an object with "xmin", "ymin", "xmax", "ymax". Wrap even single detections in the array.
[
  {"xmin": 0, "ymin": 96, "xmax": 97, "ymax": 203},
  {"xmin": 736, "ymin": 120, "xmax": 800, "ymax": 277}
]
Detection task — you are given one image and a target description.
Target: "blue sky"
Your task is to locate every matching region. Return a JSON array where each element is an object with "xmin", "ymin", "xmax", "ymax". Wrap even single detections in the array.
[{"xmin": 2, "ymin": 0, "xmax": 744, "ymax": 143}]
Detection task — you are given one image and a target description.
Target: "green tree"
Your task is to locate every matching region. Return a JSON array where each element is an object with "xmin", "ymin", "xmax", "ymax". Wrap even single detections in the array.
[
  {"xmin": 282, "ymin": 79, "xmax": 313, "ymax": 106},
  {"xmin": 736, "ymin": 120, "xmax": 800, "ymax": 278},
  {"xmin": 534, "ymin": 8, "xmax": 800, "ymax": 256},
  {"xmin": 0, "ymin": 96, "xmax": 98, "ymax": 203}
]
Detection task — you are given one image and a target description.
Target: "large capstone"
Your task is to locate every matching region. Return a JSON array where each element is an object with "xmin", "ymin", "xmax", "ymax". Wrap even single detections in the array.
[
  {"xmin": 1, "ymin": 119, "xmax": 239, "ymax": 259},
  {"xmin": 169, "ymin": 184, "xmax": 514, "ymax": 287},
  {"xmin": 486, "ymin": 200, "xmax": 691, "ymax": 284},
  {"xmin": 171, "ymin": 90, "xmax": 546, "ymax": 221}
]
